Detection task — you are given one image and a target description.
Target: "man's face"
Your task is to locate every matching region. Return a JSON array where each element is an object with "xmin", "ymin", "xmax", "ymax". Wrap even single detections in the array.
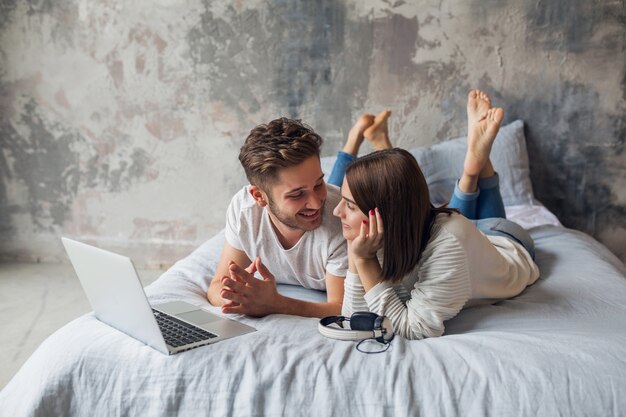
[{"xmin": 264, "ymin": 155, "xmax": 327, "ymax": 232}]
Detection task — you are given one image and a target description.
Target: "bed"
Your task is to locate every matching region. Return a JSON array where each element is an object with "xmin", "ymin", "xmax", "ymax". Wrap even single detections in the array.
[{"xmin": 2, "ymin": 121, "xmax": 625, "ymax": 417}]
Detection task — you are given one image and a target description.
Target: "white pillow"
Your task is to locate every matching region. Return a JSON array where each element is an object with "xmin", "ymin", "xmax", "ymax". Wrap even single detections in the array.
[{"xmin": 321, "ymin": 120, "xmax": 535, "ymax": 206}]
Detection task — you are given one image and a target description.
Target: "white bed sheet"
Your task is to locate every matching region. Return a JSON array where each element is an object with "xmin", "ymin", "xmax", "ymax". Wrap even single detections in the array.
[{"xmin": 1, "ymin": 205, "xmax": 625, "ymax": 417}]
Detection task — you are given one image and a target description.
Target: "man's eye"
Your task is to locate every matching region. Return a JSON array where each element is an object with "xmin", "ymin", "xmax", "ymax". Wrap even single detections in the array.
[{"xmin": 290, "ymin": 193, "xmax": 304, "ymax": 199}]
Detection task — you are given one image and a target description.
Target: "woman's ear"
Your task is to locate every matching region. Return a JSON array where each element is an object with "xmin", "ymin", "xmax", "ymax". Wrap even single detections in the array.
[{"xmin": 249, "ymin": 185, "xmax": 268, "ymax": 207}]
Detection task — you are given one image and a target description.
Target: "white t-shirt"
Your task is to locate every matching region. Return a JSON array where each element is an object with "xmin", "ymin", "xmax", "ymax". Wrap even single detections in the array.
[
  {"xmin": 224, "ymin": 184, "xmax": 348, "ymax": 290},
  {"xmin": 342, "ymin": 212, "xmax": 540, "ymax": 339}
]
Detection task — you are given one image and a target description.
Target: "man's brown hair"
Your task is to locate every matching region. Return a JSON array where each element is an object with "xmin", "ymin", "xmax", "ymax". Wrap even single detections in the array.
[
  {"xmin": 239, "ymin": 118, "xmax": 323, "ymax": 189},
  {"xmin": 346, "ymin": 148, "xmax": 456, "ymax": 282}
]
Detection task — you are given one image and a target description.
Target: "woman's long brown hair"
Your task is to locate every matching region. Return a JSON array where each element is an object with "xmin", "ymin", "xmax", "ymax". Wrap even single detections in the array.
[{"xmin": 345, "ymin": 148, "xmax": 456, "ymax": 282}]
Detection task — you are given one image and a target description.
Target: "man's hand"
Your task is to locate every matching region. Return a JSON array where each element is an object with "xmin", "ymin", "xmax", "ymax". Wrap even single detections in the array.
[
  {"xmin": 207, "ymin": 242, "xmax": 251, "ymax": 307},
  {"xmin": 220, "ymin": 257, "xmax": 281, "ymax": 317},
  {"xmin": 350, "ymin": 208, "xmax": 384, "ymax": 261}
]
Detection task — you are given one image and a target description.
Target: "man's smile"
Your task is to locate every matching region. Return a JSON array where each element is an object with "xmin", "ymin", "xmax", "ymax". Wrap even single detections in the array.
[{"xmin": 298, "ymin": 209, "xmax": 321, "ymax": 221}]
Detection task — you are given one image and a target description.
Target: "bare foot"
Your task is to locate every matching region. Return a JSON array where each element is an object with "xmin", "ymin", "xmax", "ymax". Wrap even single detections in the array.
[
  {"xmin": 467, "ymin": 89, "xmax": 490, "ymax": 128},
  {"xmin": 343, "ymin": 114, "xmax": 375, "ymax": 156},
  {"xmin": 364, "ymin": 110, "xmax": 392, "ymax": 151},
  {"xmin": 463, "ymin": 107, "xmax": 504, "ymax": 176}
]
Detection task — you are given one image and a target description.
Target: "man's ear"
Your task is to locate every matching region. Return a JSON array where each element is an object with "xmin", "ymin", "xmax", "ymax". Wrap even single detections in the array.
[{"xmin": 249, "ymin": 185, "xmax": 268, "ymax": 207}]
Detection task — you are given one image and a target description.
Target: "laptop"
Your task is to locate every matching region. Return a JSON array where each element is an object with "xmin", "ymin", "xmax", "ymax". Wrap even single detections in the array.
[{"xmin": 61, "ymin": 237, "xmax": 256, "ymax": 355}]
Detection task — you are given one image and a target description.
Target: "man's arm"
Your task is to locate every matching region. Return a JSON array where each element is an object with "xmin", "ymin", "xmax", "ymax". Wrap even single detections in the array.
[
  {"xmin": 207, "ymin": 241, "xmax": 252, "ymax": 307},
  {"xmin": 272, "ymin": 272, "xmax": 344, "ymax": 318},
  {"xmin": 220, "ymin": 258, "xmax": 344, "ymax": 318}
]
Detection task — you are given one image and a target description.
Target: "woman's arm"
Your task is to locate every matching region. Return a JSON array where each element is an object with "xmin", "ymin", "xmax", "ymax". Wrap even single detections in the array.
[
  {"xmin": 351, "ymin": 212, "xmax": 472, "ymax": 339},
  {"xmin": 362, "ymin": 236, "xmax": 471, "ymax": 340},
  {"xmin": 342, "ymin": 271, "xmax": 369, "ymax": 317}
]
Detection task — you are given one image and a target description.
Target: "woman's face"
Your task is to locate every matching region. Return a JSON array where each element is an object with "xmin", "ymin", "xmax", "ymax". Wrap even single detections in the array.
[{"xmin": 333, "ymin": 177, "xmax": 368, "ymax": 241}]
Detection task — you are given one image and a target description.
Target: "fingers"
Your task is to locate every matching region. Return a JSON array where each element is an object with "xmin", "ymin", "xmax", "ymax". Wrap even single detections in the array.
[
  {"xmin": 360, "ymin": 218, "xmax": 368, "ymax": 240},
  {"xmin": 255, "ymin": 257, "xmax": 276, "ymax": 283},
  {"xmin": 221, "ymin": 303, "xmax": 245, "ymax": 314},
  {"xmin": 366, "ymin": 208, "xmax": 383, "ymax": 238},
  {"xmin": 361, "ymin": 208, "xmax": 383, "ymax": 249},
  {"xmin": 368, "ymin": 209, "xmax": 377, "ymax": 237},
  {"xmin": 375, "ymin": 207, "xmax": 384, "ymax": 236},
  {"xmin": 220, "ymin": 287, "xmax": 244, "ymax": 304},
  {"xmin": 229, "ymin": 259, "xmax": 256, "ymax": 275},
  {"xmin": 244, "ymin": 260, "xmax": 257, "ymax": 275},
  {"xmin": 229, "ymin": 261, "xmax": 258, "ymax": 286},
  {"xmin": 227, "ymin": 261, "xmax": 246, "ymax": 283},
  {"xmin": 222, "ymin": 300, "xmax": 240, "ymax": 308},
  {"xmin": 221, "ymin": 275, "xmax": 247, "ymax": 294}
]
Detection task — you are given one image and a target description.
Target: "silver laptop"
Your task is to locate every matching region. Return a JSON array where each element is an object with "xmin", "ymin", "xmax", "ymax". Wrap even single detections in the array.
[{"xmin": 61, "ymin": 237, "xmax": 255, "ymax": 355}]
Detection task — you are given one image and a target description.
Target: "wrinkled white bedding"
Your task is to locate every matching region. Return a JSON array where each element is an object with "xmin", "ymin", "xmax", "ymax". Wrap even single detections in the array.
[
  {"xmin": 1, "ymin": 206, "xmax": 625, "ymax": 417},
  {"xmin": 505, "ymin": 203, "xmax": 562, "ymax": 229}
]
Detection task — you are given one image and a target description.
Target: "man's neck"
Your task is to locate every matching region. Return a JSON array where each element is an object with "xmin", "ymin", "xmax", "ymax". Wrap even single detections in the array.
[{"xmin": 266, "ymin": 212, "xmax": 305, "ymax": 250}]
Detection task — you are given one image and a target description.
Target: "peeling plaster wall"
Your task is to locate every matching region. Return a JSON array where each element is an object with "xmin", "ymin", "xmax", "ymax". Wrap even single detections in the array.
[{"xmin": 1, "ymin": 0, "xmax": 625, "ymax": 268}]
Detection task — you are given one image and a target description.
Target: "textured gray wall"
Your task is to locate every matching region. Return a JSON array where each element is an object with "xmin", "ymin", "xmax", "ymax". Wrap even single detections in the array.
[{"xmin": 1, "ymin": 0, "xmax": 625, "ymax": 267}]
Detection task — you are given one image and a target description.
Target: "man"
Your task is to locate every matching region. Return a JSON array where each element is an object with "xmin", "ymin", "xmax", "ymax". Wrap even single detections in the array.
[{"xmin": 207, "ymin": 118, "xmax": 347, "ymax": 318}]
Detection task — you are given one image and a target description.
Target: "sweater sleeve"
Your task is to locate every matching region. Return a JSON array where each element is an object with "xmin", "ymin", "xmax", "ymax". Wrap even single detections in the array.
[
  {"xmin": 362, "ymin": 230, "xmax": 472, "ymax": 340},
  {"xmin": 341, "ymin": 271, "xmax": 370, "ymax": 317}
]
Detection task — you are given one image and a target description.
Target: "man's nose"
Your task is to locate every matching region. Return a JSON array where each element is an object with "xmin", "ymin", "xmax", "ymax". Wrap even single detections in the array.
[{"xmin": 305, "ymin": 193, "xmax": 322, "ymax": 209}]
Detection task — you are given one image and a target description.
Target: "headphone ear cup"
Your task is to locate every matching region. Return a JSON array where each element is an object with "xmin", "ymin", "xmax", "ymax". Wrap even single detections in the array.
[
  {"xmin": 372, "ymin": 315, "xmax": 385, "ymax": 343},
  {"xmin": 379, "ymin": 317, "xmax": 395, "ymax": 343},
  {"xmin": 374, "ymin": 315, "xmax": 384, "ymax": 330},
  {"xmin": 319, "ymin": 313, "xmax": 395, "ymax": 344},
  {"xmin": 349, "ymin": 312, "xmax": 379, "ymax": 330}
]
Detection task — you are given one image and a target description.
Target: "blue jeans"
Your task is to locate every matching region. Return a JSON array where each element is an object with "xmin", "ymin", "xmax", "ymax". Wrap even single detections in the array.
[
  {"xmin": 327, "ymin": 151, "xmax": 535, "ymax": 258},
  {"xmin": 448, "ymin": 174, "xmax": 535, "ymax": 258},
  {"xmin": 327, "ymin": 151, "xmax": 355, "ymax": 188}
]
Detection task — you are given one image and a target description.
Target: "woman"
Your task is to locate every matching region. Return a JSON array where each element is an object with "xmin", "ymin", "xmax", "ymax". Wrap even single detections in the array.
[{"xmin": 328, "ymin": 90, "xmax": 539, "ymax": 340}]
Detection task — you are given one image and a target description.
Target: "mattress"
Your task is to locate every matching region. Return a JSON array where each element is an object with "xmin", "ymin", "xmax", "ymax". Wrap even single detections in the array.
[{"xmin": 1, "ymin": 204, "xmax": 625, "ymax": 417}]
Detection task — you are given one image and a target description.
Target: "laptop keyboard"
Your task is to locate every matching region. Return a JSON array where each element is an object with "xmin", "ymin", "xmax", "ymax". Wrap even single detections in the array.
[{"xmin": 152, "ymin": 309, "xmax": 218, "ymax": 348}]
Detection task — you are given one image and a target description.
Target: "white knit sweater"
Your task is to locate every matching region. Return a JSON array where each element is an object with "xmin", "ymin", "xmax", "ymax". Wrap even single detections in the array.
[{"xmin": 341, "ymin": 212, "xmax": 540, "ymax": 340}]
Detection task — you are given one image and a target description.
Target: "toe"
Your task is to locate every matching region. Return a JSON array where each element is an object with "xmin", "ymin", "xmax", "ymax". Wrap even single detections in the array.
[
  {"xmin": 493, "ymin": 108, "xmax": 504, "ymax": 123},
  {"xmin": 377, "ymin": 109, "xmax": 391, "ymax": 122},
  {"xmin": 358, "ymin": 114, "xmax": 375, "ymax": 127}
]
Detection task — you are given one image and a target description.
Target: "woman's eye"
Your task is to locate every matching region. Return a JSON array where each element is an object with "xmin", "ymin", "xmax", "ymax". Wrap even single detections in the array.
[{"xmin": 346, "ymin": 202, "xmax": 354, "ymax": 210}]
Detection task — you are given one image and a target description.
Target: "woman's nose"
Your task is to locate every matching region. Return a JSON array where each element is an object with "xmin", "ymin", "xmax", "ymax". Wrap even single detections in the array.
[{"xmin": 332, "ymin": 202, "xmax": 343, "ymax": 218}]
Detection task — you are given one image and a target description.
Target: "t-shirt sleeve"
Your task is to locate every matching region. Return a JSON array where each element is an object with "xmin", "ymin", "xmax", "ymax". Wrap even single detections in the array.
[
  {"xmin": 363, "ymin": 231, "xmax": 472, "ymax": 340},
  {"xmin": 325, "ymin": 235, "xmax": 348, "ymax": 278},
  {"xmin": 224, "ymin": 192, "xmax": 244, "ymax": 251}
]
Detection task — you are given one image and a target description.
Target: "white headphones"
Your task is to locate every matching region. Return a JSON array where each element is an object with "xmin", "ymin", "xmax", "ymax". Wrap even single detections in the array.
[{"xmin": 318, "ymin": 312, "xmax": 395, "ymax": 345}]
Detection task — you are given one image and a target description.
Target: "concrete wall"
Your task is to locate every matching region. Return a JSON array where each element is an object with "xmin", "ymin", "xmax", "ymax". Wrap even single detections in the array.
[{"xmin": 1, "ymin": 0, "xmax": 624, "ymax": 268}]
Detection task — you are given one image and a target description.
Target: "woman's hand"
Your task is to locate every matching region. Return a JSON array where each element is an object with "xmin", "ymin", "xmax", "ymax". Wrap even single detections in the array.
[
  {"xmin": 350, "ymin": 208, "xmax": 384, "ymax": 261},
  {"xmin": 350, "ymin": 208, "xmax": 385, "ymax": 292}
]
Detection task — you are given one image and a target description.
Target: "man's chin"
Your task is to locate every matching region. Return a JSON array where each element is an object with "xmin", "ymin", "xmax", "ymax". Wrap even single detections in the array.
[{"xmin": 267, "ymin": 200, "xmax": 325, "ymax": 232}]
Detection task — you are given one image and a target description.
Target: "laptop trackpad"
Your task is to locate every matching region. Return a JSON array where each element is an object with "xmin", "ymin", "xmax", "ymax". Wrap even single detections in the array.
[{"xmin": 177, "ymin": 310, "xmax": 222, "ymax": 325}]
